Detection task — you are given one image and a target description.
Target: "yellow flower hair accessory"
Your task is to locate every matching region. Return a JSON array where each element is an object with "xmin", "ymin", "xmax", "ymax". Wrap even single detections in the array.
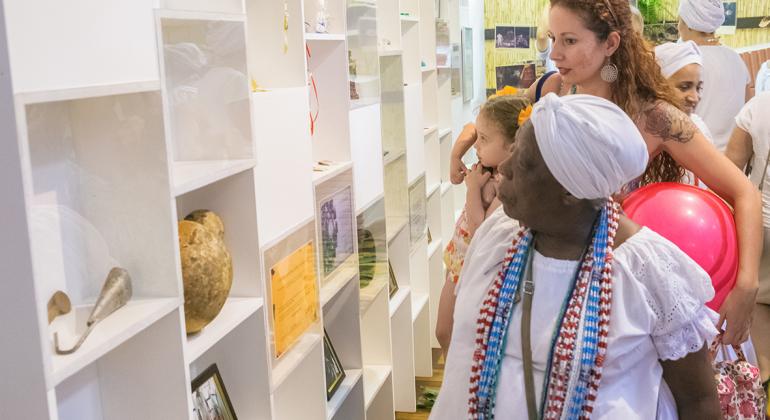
[
  {"xmin": 494, "ymin": 85, "xmax": 519, "ymax": 97},
  {"xmin": 518, "ymin": 104, "xmax": 533, "ymax": 126}
]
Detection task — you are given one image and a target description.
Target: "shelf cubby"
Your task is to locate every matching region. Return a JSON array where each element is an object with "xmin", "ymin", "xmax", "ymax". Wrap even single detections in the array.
[
  {"xmin": 418, "ymin": 0, "xmax": 437, "ymax": 70},
  {"xmin": 54, "ymin": 309, "xmax": 188, "ymax": 420},
  {"xmin": 438, "ymin": 69, "xmax": 453, "ymax": 129},
  {"xmin": 412, "ymin": 290, "xmax": 433, "ymax": 377},
  {"xmin": 252, "ymin": 87, "xmax": 315, "ymax": 247},
  {"xmin": 157, "ymin": 13, "xmax": 254, "ymax": 162},
  {"xmin": 306, "ymin": 38, "xmax": 353, "ymax": 163},
  {"xmin": 380, "ymin": 54, "xmax": 407, "ymax": 159},
  {"xmin": 347, "ymin": 0, "xmax": 381, "ymax": 109},
  {"xmin": 246, "ymin": 0, "xmax": 308, "ymax": 89},
  {"xmin": 303, "ymin": 0, "xmax": 347, "ymax": 36},
  {"xmin": 350, "ymin": 104, "xmax": 386, "ymax": 212},
  {"xmin": 5, "ymin": 0, "xmax": 160, "ymax": 94},
  {"xmin": 427, "ymin": 185, "xmax": 443, "ymax": 245},
  {"xmin": 399, "ymin": 0, "xmax": 420, "ymax": 18},
  {"xmin": 400, "ymin": 19, "xmax": 421, "ymax": 86},
  {"xmin": 357, "ymin": 197, "xmax": 390, "ymax": 315},
  {"xmin": 176, "ymin": 169, "xmax": 262, "ymax": 298},
  {"xmin": 425, "ymin": 130, "xmax": 441, "ymax": 192},
  {"xmin": 188, "ymin": 304, "xmax": 273, "ymax": 420},
  {"xmin": 377, "ymin": 0, "xmax": 402, "ymax": 52},
  {"xmin": 384, "ymin": 153, "xmax": 410, "ymax": 238},
  {"xmin": 160, "ymin": 0, "xmax": 244, "ymax": 14},
  {"xmin": 404, "ymin": 84, "xmax": 425, "ymax": 183},
  {"xmin": 408, "ymin": 175, "xmax": 428, "ymax": 247},
  {"xmin": 422, "ymin": 70, "xmax": 438, "ymax": 128}
]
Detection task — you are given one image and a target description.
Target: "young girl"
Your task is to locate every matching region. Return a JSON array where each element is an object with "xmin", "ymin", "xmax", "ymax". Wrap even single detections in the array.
[{"xmin": 436, "ymin": 94, "xmax": 531, "ymax": 355}]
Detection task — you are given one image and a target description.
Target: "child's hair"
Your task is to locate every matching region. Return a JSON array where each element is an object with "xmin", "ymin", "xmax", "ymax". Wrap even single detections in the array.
[{"xmin": 478, "ymin": 95, "xmax": 531, "ymax": 145}]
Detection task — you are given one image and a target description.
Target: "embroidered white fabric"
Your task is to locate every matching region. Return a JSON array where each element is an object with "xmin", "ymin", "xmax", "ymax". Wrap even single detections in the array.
[{"xmin": 617, "ymin": 227, "xmax": 719, "ymax": 361}]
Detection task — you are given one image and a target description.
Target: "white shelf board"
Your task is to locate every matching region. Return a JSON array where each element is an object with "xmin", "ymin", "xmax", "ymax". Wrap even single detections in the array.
[
  {"xmin": 305, "ymin": 33, "xmax": 346, "ymax": 41},
  {"xmin": 15, "ymin": 80, "xmax": 160, "ymax": 106},
  {"xmin": 320, "ymin": 264, "xmax": 359, "ymax": 307},
  {"xmin": 327, "ymin": 369, "xmax": 364, "ymax": 419},
  {"xmin": 423, "ymin": 125, "xmax": 438, "ymax": 137},
  {"xmin": 427, "ymin": 240, "xmax": 442, "ymax": 259},
  {"xmin": 427, "ymin": 181, "xmax": 441, "ymax": 198},
  {"xmin": 383, "ymin": 150, "xmax": 406, "ymax": 167},
  {"xmin": 185, "ymin": 297, "xmax": 263, "ymax": 362},
  {"xmin": 441, "ymin": 182, "xmax": 452, "ymax": 196},
  {"xmin": 363, "ymin": 365, "xmax": 392, "ymax": 409},
  {"xmin": 50, "ymin": 298, "xmax": 179, "ymax": 386},
  {"xmin": 411, "ymin": 292, "xmax": 429, "ymax": 323},
  {"xmin": 388, "ymin": 286, "xmax": 411, "ymax": 318},
  {"xmin": 400, "ymin": 15, "xmax": 419, "ymax": 23},
  {"xmin": 360, "ymin": 281, "xmax": 388, "ymax": 317},
  {"xmin": 439, "ymin": 127, "xmax": 452, "ymax": 139},
  {"xmin": 421, "ymin": 66, "xmax": 437, "ymax": 73},
  {"xmin": 312, "ymin": 161, "xmax": 354, "ymax": 186},
  {"xmin": 386, "ymin": 217, "xmax": 409, "ymax": 244},
  {"xmin": 379, "ymin": 48, "xmax": 403, "ymax": 57},
  {"xmin": 173, "ymin": 159, "xmax": 256, "ymax": 196},
  {"xmin": 272, "ymin": 332, "xmax": 323, "ymax": 391}
]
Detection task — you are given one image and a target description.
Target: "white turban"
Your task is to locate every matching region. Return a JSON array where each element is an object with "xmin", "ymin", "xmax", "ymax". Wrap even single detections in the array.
[
  {"xmin": 655, "ymin": 41, "xmax": 703, "ymax": 78},
  {"xmin": 679, "ymin": 0, "xmax": 725, "ymax": 33},
  {"xmin": 530, "ymin": 94, "xmax": 649, "ymax": 199}
]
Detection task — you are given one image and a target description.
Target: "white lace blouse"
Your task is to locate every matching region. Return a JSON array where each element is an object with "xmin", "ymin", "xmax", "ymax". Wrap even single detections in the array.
[{"xmin": 430, "ymin": 207, "xmax": 718, "ymax": 420}]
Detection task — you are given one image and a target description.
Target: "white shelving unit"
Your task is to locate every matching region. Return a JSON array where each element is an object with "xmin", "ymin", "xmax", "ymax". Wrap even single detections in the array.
[{"xmin": 0, "ymin": 0, "xmax": 463, "ymax": 417}]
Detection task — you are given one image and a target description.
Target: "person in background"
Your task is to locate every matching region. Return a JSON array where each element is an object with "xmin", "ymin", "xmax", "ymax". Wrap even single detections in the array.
[
  {"xmin": 725, "ymin": 91, "xmax": 770, "ymax": 395},
  {"xmin": 678, "ymin": 0, "xmax": 750, "ymax": 151},
  {"xmin": 536, "ymin": 4, "xmax": 558, "ymax": 73},
  {"xmin": 437, "ymin": 94, "xmax": 531, "ymax": 356}
]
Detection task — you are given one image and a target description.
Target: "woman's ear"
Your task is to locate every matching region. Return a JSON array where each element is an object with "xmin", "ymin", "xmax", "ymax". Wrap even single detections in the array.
[{"xmin": 605, "ymin": 31, "xmax": 621, "ymax": 57}]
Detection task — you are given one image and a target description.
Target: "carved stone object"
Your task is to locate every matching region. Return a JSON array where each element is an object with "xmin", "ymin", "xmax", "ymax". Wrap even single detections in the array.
[{"xmin": 179, "ymin": 210, "xmax": 233, "ymax": 334}]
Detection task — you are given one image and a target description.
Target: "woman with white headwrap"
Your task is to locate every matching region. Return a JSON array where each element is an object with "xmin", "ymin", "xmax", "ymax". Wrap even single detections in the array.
[
  {"xmin": 523, "ymin": 0, "xmax": 760, "ymax": 348},
  {"xmin": 678, "ymin": 0, "xmax": 750, "ymax": 151},
  {"xmin": 430, "ymin": 94, "xmax": 719, "ymax": 420}
]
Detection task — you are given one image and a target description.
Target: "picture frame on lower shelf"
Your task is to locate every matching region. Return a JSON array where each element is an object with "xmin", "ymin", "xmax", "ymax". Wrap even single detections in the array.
[
  {"xmin": 191, "ymin": 364, "xmax": 238, "ymax": 420},
  {"xmin": 323, "ymin": 329, "xmax": 345, "ymax": 400},
  {"xmin": 388, "ymin": 260, "xmax": 399, "ymax": 298}
]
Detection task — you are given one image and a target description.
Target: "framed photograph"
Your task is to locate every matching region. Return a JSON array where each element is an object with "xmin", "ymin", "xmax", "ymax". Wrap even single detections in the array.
[
  {"xmin": 191, "ymin": 364, "xmax": 237, "ymax": 420},
  {"xmin": 388, "ymin": 260, "xmax": 399, "ymax": 298},
  {"xmin": 495, "ymin": 63, "xmax": 537, "ymax": 90},
  {"xmin": 494, "ymin": 26, "xmax": 531, "ymax": 49},
  {"xmin": 717, "ymin": 1, "xmax": 737, "ymax": 35},
  {"xmin": 323, "ymin": 329, "xmax": 346, "ymax": 400},
  {"xmin": 319, "ymin": 186, "xmax": 355, "ymax": 278},
  {"xmin": 461, "ymin": 27, "xmax": 474, "ymax": 102}
]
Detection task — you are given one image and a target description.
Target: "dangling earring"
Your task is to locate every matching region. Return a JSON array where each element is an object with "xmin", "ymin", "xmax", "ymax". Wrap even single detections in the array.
[{"xmin": 600, "ymin": 58, "xmax": 619, "ymax": 83}]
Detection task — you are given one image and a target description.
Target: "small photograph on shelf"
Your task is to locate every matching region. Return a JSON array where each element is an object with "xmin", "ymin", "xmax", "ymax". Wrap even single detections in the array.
[
  {"xmin": 319, "ymin": 186, "xmax": 355, "ymax": 278},
  {"xmin": 494, "ymin": 26, "xmax": 531, "ymax": 49},
  {"xmin": 388, "ymin": 260, "xmax": 399, "ymax": 298},
  {"xmin": 269, "ymin": 240, "xmax": 319, "ymax": 358},
  {"xmin": 191, "ymin": 364, "xmax": 238, "ymax": 420},
  {"xmin": 495, "ymin": 63, "xmax": 537, "ymax": 90},
  {"xmin": 323, "ymin": 329, "xmax": 346, "ymax": 400}
]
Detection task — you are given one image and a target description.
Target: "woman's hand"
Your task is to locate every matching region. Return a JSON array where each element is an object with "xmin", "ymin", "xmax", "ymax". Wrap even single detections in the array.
[
  {"xmin": 450, "ymin": 124, "xmax": 477, "ymax": 184},
  {"xmin": 465, "ymin": 163, "xmax": 491, "ymax": 191},
  {"xmin": 717, "ymin": 279, "xmax": 758, "ymax": 345}
]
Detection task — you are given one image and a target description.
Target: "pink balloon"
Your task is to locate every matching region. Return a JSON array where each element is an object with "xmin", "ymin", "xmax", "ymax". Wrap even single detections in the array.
[{"xmin": 623, "ymin": 182, "xmax": 738, "ymax": 311}]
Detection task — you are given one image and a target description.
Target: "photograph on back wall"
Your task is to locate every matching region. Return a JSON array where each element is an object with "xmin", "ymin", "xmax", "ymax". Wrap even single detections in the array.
[
  {"xmin": 494, "ymin": 26, "xmax": 531, "ymax": 49},
  {"xmin": 495, "ymin": 63, "xmax": 537, "ymax": 90}
]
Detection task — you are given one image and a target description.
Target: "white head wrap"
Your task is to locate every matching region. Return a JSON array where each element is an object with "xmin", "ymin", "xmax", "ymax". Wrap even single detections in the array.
[
  {"xmin": 655, "ymin": 41, "xmax": 703, "ymax": 78},
  {"xmin": 678, "ymin": 0, "xmax": 725, "ymax": 33},
  {"xmin": 530, "ymin": 94, "xmax": 649, "ymax": 199}
]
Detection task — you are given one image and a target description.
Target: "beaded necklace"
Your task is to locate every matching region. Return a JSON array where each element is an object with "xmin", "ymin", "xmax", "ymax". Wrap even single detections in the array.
[{"xmin": 468, "ymin": 200, "xmax": 620, "ymax": 419}]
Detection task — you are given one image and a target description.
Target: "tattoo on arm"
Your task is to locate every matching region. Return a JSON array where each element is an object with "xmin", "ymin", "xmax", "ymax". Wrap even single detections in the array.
[{"xmin": 643, "ymin": 102, "xmax": 696, "ymax": 144}]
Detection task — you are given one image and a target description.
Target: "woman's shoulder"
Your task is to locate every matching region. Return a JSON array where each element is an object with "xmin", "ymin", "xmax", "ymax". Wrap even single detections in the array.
[{"xmin": 527, "ymin": 71, "xmax": 563, "ymax": 103}]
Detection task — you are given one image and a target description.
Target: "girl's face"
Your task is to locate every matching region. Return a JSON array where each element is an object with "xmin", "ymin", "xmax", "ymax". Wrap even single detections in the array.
[
  {"xmin": 667, "ymin": 63, "xmax": 702, "ymax": 115},
  {"xmin": 548, "ymin": 5, "xmax": 618, "ymax": 87},
  {"xmin": 474, "ymin": 112, "xmax": 511, "ymax": 169}
]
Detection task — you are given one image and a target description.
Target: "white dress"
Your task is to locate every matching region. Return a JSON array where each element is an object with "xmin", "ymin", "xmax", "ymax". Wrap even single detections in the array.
[
  {"xmin": 430, "ymin": 207, "xmax": 719, "ymax": 420},
  {"xmin": 695, "ymin": 45, "xmax": 750, "ymax": 151}
]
